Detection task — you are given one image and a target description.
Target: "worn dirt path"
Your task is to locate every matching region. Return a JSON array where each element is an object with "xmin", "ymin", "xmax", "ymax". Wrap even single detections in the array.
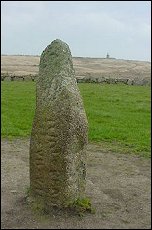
[{"xmin": 1, "ymin": 139, "xmax": 151, "ymax": 229}]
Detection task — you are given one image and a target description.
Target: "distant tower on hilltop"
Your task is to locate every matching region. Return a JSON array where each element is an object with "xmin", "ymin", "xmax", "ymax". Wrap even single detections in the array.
[{"xmin": 106, "ymin": 53, "xmax": 110, "ymax": 59}]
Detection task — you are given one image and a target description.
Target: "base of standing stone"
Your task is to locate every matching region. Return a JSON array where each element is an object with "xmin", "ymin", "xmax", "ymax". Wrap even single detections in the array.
[{"xmin": 26, "ymin": 189, "xmax": 94, "ymax": 216}]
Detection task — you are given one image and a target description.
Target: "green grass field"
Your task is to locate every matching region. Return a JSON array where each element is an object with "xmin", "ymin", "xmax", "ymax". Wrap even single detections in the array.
[{"xmin": 1, "ymin": 82, "xmax": 151, "ymax": 158}]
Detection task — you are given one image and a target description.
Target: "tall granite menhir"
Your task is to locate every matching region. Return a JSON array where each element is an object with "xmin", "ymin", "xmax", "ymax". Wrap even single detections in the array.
[{"xmin": 30, "ymin": 39, "xmax": 88, "ymax": 209}]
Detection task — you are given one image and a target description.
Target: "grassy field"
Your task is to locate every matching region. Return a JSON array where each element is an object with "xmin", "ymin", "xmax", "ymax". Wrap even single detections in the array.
[{"xmin": 1, "ymin": 82, "xmax": 151, "ymax": 158}]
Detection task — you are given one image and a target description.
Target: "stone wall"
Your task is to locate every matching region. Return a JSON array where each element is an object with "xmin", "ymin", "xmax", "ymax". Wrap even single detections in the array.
[
  {"xmin": 1, "ymin": 73, "xmax": 38, "ymax": 81},
  {"xmin": 77, "ymin": 75, "xmax": 151, "ymax": 86},
  {"xmin": 1, "ymin": 73, "xmax": 151, "ymax": 86}
]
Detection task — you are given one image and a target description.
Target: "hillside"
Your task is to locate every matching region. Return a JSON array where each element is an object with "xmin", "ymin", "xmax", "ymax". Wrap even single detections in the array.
[{"xmin": 1, "ymin": 55, "xmax": 151, "ymax": 84}]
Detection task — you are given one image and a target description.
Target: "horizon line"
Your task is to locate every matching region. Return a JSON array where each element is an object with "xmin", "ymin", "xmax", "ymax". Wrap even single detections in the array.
[{"xmin": 1, "ymin": 54, "xmax": 151, "ymax": 63}]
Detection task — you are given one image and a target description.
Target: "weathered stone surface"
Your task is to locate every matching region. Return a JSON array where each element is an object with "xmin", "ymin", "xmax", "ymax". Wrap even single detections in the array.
[{"xmin": 29, "ymin": 39, "xmax": 88, "ymax": 209}]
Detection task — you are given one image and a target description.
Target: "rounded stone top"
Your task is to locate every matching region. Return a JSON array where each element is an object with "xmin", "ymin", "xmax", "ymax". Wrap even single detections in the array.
[
  {"xmin": 39, "ymin": 39, "xmax": 74, "ymax": 82},
  {"xmin": 42, "ymin": 39, "xmax": 71, "ymax": 58},
  {"xmin": 51, "ymin": 38, "xmax": 69, "ymax": 47}
]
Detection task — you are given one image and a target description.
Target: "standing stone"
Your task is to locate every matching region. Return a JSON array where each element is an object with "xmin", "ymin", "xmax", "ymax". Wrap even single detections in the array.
[{"xmin": 29, "ymin": 39, "xmax": 88, "ymax": 210}]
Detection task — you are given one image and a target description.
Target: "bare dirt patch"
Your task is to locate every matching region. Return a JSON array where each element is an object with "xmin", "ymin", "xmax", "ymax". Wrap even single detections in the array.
[{"xmin": 1, "ymin": 138, "xmax": 151, "ymax": 229}]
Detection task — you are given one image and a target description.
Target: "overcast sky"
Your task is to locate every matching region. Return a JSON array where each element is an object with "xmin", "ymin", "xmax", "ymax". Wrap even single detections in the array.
[{"xmin": 1, "ymin": 1, "xmax": 151, "ymax": 61}]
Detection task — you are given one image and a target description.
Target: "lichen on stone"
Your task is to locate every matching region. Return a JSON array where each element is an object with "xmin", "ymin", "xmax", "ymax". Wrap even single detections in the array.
[{"xmin": 30, "ymin": 39, "xmax": 88, "ymax": 211}]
